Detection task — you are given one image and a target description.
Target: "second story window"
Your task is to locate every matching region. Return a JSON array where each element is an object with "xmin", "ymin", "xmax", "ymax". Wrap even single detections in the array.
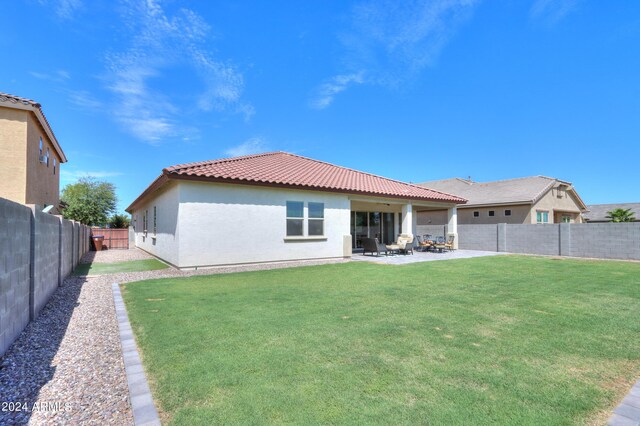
[
  {"xmin": 46, "ymin": 148, "xmax": 50, "ymax": 166},
  {"xmin": 53, "ymin": 158, "xmax": 57, "ymax": 175}
]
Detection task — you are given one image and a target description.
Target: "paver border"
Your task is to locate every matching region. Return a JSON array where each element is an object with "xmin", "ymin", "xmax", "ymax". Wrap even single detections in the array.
[
  {"xmin": 609, "ymin": 379, "xmax": 640, "ymax": 426},
  {"xmin": 112, "ymin": 282, "xmax": 161, "ymax": 426}
]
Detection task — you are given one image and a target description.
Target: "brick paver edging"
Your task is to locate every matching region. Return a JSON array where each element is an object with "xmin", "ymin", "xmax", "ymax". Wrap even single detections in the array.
[
  {"xmin": 609, "ymin": 379, "xmax": 640, "ymax": 426},
  {"xmin": 112, "ymin": 283, "xmax": 161, "ymax": 426}
]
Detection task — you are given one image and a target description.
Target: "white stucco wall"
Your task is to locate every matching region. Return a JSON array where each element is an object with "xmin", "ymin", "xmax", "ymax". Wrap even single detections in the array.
[
  {"xmin": 176, "ymin": 181, "xmax": 351, "ymax": 268},
  {"xmin": 131, "ymin": 182, "xmax": 180, "ymax": 266}
]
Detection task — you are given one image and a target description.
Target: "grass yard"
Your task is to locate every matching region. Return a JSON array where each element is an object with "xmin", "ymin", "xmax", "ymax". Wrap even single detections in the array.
[
  {"xmin": 73, "ymin": 258, "xmax": 168, "ymax": 276},
  {"xmin": 122, "ymin": 256, "xmax": 640, "ymax": 425}
]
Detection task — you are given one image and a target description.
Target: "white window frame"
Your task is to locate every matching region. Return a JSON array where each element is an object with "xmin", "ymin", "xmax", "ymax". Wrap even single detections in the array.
[
  {"xmin": 308, "ymin": 202, "xmax": 324, "ymax": 236},
  {"xmin": 286, "ymin": 201, "xmax": 304, "ymax": 237},
  {"xmin": 285, "ymin": 201, "xmax": 326, "ymax": 239},
  {"xmin": 536, "ymin": 210, "xmax": 549, "ymax": 224}
]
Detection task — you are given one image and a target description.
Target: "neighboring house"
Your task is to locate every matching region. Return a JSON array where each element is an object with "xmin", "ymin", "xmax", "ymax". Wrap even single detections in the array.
[
  {"xmin": 583, "ymin": 203, "xmax": 640, "ymax": 222},
  {"xmin": 0, "ymin": 92, "xmax": 67, "ymax": 213},
  {"xmin": 416, "ymin": 176, "xmax": 587, "ymax": 225},
  {"xmin": 126, "ymin": 152, "xmax": 466, "ymax": 269}
]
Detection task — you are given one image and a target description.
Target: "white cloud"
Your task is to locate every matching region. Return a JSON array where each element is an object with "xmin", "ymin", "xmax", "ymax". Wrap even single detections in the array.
[
  {"xmin": 530, "ymin": 0, "xmax": 580, "ymax": 24},
  {"xmin": 105, "ymin": 0, "xmax": 250, "ymax": 143},
  {"xmin": 66, "ymin": 90, "xmax": 103, "ymax": 109},
  {"xmin": 311, "ymin": 72, "xmax": 365, "ymax": 109},
  {"xmin": 312, "ymin": 0, "xmax": 479, "ymax": 107},
  {"xmin": 38, "ymin": 0, "xmax": 83, "ymax": 19},
  {"xmin": 60, "ymin": 169, "xmax": 123, "ymax": 184},
  {"xmin": 224, "ymin": 137, "xmax": 269, "ymax": 157},
  {"xmin": 29, "ymin": 69, "xmax": 71, "ymax": 82}
]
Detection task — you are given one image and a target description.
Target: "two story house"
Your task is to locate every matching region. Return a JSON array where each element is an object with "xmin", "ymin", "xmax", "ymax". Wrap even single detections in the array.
[{"xmin": 0, "ymin": 92, "xmax": 67, "ymax": 213}]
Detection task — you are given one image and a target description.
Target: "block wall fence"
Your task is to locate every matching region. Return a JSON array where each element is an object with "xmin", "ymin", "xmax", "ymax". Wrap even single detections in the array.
[
  {"xmin": 417, "ymin": 223, "xmax": 640, "ymax": 261},
  {"xmin": 0, "ymin": 197, "xmax": 90, "ymax": 356}
]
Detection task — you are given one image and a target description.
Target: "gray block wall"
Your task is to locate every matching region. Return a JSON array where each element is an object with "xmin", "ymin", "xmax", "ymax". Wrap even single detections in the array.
[
  {"xmin": 505, "ymin": 224, "xmax": 560, "ymax": 256},
  {"xmin": 416, "ymin": 225, "xmax": 448, "ymax": 239},
  {"xmin": 570, "ymin": 223, "xmax": 640, "ymax": 260},
  {"xmin": 456, "ymin": 222, "xmax": 640, "ymax": 260},
  {"xmin": 0, "ymin": 198, "xmax": 32, "ymax": 356},
  {"xmin": 31, "ymin": 207, "xmax": 62, "ymax": 319},
  {"xmin": 458, "ymin": 224, "xmax": 498, "ymax": 251},
  {"xmin": 0, "ymin": 197, "xmax": 91, "ymax": 356},
  {"xmin": 61, "ymin": 219, "xmax": 74, "ymax": 278}
]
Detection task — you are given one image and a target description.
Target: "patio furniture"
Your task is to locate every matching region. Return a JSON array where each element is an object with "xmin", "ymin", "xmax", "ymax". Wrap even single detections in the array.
[
  {"xmin": 361, "ymin": 237, "xmax": 390, "ymax": 256},
  {"xmin": 444, "ymin": 235, "xmax": 455, "ymax": 251},
  {"xmin": 432, "ymin": 236, "xmax": 446, "ymax": 253},
  {"xmin": 397, "ymin": 234, "xmax": 414, "ymax": 255},
  {"xmin": 416, "ymin": 235, "xmax": 431, "ymax": 252}
]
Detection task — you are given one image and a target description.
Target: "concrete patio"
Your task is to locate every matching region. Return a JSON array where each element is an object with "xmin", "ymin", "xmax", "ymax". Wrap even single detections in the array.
[{"xmin": 351, "ymin": 249, "xmax": 503, "ymax": 265}]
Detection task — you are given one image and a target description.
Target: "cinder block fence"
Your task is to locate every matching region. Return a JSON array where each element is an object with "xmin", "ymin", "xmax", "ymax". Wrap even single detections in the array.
[
  {"xmin": 0, "ymin": 197, "xmax": 90, "ymax": 356},
  {"xmin": 417, "ymin": 223, "xmax": 640, "ymax": 261}
]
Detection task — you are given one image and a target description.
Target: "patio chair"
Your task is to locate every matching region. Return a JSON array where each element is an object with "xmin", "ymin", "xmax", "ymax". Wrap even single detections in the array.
[
  {"xmin": 444, "ymin": 235, "xmax": 455, "ymax": 251},
  {"xmin": 432, "ymin": 236, "xmax": 446, "ymax": 253},
  {"xmin": 361, "ymin": 237, "xmax": 389, "ymax": 256},
  {"xmin": 397, "ymin": 234, "xmax": 414, "ymax": 255},
  {"xmin": 415, "ymin": 235, "xmax": 430, "ymax": 252}
]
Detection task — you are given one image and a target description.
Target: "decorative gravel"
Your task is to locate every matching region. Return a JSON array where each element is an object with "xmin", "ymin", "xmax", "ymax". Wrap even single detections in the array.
[{"xmin": 0, "ymin": 248, "xmax": 348, "ymax": 425}]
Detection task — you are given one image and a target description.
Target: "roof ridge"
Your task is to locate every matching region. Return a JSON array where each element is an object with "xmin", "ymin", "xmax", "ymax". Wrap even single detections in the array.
[
  {"xmin": 279, "ymin": 152, "xmax": 465, "ymax": 199},
  {"xmin": 0, "ymin": 92, "xmax": 40, "ymax": 107},
  {"xmin": 165, "ymin": 151, "xmax": 283, "ymax": 172}
]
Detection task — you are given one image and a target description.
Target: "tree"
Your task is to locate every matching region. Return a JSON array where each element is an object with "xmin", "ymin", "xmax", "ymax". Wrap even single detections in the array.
[
  {"xmin": 108, "ymin": 213, "xmax": 131, "ymax": 229},
  {"xmin": 605, "ymin": 208, "xmax": 636, "ymax": 223},
  {"xmin": 61, "ymin": 177, "xmax": 117, "ymax": 226}
]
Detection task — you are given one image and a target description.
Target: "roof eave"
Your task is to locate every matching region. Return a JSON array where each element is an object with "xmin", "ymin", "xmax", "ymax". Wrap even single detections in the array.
[{"xmin": 0, "ymin": 101, "xmax": 67, "ymax": 163}]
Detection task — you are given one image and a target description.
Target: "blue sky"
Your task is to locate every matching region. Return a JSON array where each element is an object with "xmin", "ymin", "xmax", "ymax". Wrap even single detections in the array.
[{"xmin": 2, "ymin": 0, "xmax": 639, "ymax": 212}]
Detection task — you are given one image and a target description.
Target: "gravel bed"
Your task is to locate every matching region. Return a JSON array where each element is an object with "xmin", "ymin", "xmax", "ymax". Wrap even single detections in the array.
[
  {"xmin": 80, "ymin": 248, "xmax": 154, "ymax": 264},
  {"xmin": 0, "ymin": 275, "xmax": 133, "ymax": 426},
  {"xmin": 0, "ymin": 253, "xmax": 348, "ymax": 425}
]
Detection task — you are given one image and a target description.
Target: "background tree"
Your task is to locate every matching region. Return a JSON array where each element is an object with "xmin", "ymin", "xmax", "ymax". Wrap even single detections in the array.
[
  {"xmin": 108, "ymin": 213, "xmax": 131, "ymax": 229},
  {"xmin": 61, "ymin": 177, "xmax": 117, "ymax": 226},
  {"xmin": 605, "ymin": 208, "xmax": 636, "ymax": 223}
]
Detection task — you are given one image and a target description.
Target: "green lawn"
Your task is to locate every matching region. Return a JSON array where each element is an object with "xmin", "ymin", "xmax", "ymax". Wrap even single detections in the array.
[
  {"xmin": 73, "ymin": 258, "xmax": 168, "ymax": 275},
  {"xmin": 122, "ymin": 256, "xmax": 640, "ymax": 425}
]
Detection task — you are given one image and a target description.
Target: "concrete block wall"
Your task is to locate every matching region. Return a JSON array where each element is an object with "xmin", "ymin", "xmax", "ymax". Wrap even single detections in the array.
[
  {"xmin": 0, "ymin": 198, "xmax": 32, "ymax": 356},
  {"xmin": 456, "ymin": 223, "xmax": 640, "ymax": 260},
  {"xmin": 570, "ymin": 223, "xmax": 640, "ymax": 260},
  {"xmin": 458, "ymin": 224, "xmax": 498, "ymax": 251},
  {"xmin": 505, "ymin": 224, "xmax": 560, "ymax": 256},
  {"xmin": 31, "ymin": 207, "xmax": 61, "ymax": 319},
  {"xmin": 416, "ymin": 225, "xmax": 448, "ymax": 239},
  {"xmin": 0, "ymin": 197, "xmax": 90, "ymax": 356}
]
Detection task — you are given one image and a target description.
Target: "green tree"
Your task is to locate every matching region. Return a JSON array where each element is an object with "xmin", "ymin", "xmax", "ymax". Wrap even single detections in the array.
[
  {"xmin": 108, "ymin": 213, "xmax": 131, "ymax": 229},
  {"xmin": 605, "ymin": 208, "xmax": 636, "ymax": 223},
  {"xmin": 61, "ymin": 177, "xmax": 117, "ymax": 226}
]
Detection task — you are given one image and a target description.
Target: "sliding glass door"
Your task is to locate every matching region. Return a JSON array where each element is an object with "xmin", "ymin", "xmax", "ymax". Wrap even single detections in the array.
[{"xmin": 351, "ymin": 211, "xmax": 396, "ymax": 249}]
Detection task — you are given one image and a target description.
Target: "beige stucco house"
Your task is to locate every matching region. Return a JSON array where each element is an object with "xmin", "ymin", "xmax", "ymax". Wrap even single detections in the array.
[
  {"xmin": 126, "ymin": 152, "xmax": 466, "ymax": 269},
  {"xmin": 0, "ymin": 92, "xmax": 67, "ymax": 212},
  {"xmin": 416, "ymin": 176, "xmax": 587, "ymax": 225}
]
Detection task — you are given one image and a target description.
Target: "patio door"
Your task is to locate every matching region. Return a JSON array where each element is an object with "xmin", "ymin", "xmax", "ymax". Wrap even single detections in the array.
[{"xmin": 351, "ymin": 211, "xmax": 396, "ymax": 249}]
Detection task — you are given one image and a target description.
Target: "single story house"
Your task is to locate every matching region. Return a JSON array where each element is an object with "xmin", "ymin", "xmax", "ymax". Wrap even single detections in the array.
[
  {"xmin": 126, "ymin": 152, "xmax": 466, "ymax": 269},
  {"xmin": 416, "ymin": 176, "xmax": 588, "ymax": 225},
  {"xmin": 583, "ymin": 203, "xmax": 639, "ymax": 222}
]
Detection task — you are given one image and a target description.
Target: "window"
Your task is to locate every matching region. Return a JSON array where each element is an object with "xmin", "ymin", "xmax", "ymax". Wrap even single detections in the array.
[
  {"xmin": 286, "ymin": 201, "xmax": 304, "ymax": 236},
  {"xmin": 53, "ymin": 158, "xmax": 57, "ymax": 175},
  {"xmin": 144, "ymin": 209, "xmax": 149, "ymax": 234},
  {"xmin": 308, "ymin": 202, "xmax": 324, "ymax": 236},
  {"xmin": 488, "ymin": 210, "xmax": 495, "ymax": 217},
  {"xmin": 561, "ymin": 215, "xmax": 571, "ymax": 223},
  {"xmin": 505, "ymin": 209, "xmax": 511, "ymax": 216},
  {"xmin": 473, "ymin": 211, "xmax": 479, "ymax": 217},
  {"xmin": 46, "ymin": 148, "xmax": 50, "ymax": 166},
  {"xmin": 39, "ymin": 138, "xmax": 43, "ymax": 157},
  {"xmin": 536, "ymin": 210, "xmax": 549, "ymax": 223},
  {"xmin": 153, "ymin": 206, "xmax": 157, "ymax": 235}
]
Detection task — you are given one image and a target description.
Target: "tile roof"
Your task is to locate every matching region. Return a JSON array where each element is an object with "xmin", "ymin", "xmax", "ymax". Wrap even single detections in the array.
[
  {"xmin": 0, "ymin": 92, "xmax": 67, "ymax": 162},
  {"xmin": 583, "ymin": 203, "xmax": 640, "ymax": 222},
  {"xmin": 127, "ymin": 152, "xmax": 466, "ymax": 211},
  {"xmin": 417, "ymin": 176, "xmax": 586, "ymax": 208}
]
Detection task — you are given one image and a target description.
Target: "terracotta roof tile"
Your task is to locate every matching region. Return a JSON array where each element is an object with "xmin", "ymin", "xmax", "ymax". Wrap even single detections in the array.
[{"xmin": 128, "ymin": 152, "xmax": 465, "ymax": 211}]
